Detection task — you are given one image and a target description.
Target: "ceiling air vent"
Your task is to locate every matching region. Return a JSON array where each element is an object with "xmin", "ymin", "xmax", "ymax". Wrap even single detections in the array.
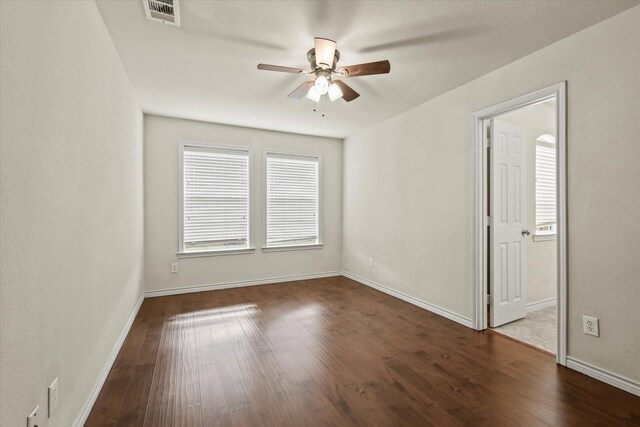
[{"xmin": 143, "ymin": 0, "xmax": 180, "ymax": 26}]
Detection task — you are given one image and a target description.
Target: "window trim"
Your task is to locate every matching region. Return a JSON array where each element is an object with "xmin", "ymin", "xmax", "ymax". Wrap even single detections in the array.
[
  {"xmin": 261, "ymin": 243, "xmax": 323, "ymax": 253},
  {"xmin": 532, "ymin": 234, "xmax": 556, "ymax": 242},
  {"xmin": 263, "ymin": 150, "xmax": 322, "ymax": 250},
  {"xmin": 177, "ymin": 140, "xmax": 254, "ymax": 255},
  {"xmin": 177, "ymin": 247, "xmax": 256, "ymax": 258}
]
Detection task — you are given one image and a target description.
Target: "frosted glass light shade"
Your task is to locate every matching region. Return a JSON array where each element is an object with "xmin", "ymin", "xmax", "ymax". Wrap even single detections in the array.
[
  {"xmin": 307, "ymin": 85, "xmax": 321, "ymax": 102},
  {"xmin": 314, "ymin": 38, "xmax": 336, "ymax": 69},
  {"xmin": 314, "ymin": 75, "xmax": 329, "ymax": 95},
  {"xmin": 328, "ymin": 83, "xmax": 343, "ymax": 101}
]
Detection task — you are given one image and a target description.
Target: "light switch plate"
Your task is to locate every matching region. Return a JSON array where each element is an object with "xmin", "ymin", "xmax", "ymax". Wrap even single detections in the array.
[
  {"xmin": 49, "ymin": 377, "xmax": 59, "ymax": 416},
  {"xmin": 27, "ymin": 405, "xmax": 39, "ymax": 427}
]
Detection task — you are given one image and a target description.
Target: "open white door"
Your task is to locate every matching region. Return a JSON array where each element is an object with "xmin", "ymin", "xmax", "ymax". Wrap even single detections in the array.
[{"xmin": 489, "ymin": 119, "xmax": 527, "ymax": 327}]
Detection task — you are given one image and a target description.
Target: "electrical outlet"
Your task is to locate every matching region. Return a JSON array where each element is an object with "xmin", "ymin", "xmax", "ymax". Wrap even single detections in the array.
[
  {"xmin": 48, "ymin": 377, "xmax": 59, "ymax": 416},
  {"xmin": 583, "ymin": 315, "xmax": 600, "ymax": 337},
  {"xmin": 369, "ymin": 258, "xmax": 374, "ymax": 267},
  {"xmin": 27, "ymin": 405, "xmax": 39, "ymax": 427},
  {"xmin": 171, "ymin": 262, "xmax": 179, "ymax": 273}
]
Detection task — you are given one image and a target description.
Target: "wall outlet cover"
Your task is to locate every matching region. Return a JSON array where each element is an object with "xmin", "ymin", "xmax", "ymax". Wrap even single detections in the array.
[
  {"xmin": 171, "ymin": 262, "xmax": 179, "ymax": 273},
  {"xmin": 583, "ymin": 315, "xmax": 600, "ymax": 337}
]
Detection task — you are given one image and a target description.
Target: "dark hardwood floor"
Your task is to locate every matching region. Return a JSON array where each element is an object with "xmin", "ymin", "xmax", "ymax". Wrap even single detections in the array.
[{"xmin": 86, "ymin": 277, "xmax": 640, "ymax": 426}]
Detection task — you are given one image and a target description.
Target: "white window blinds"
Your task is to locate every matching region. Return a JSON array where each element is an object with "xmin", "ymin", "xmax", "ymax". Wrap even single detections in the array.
[
  {"xmin": 266, "ymin": 153, "xmax": 319, "ymax": 247},
  {"xmin": 181, "ymin": 145, "xmax": 250, "ymax": 252},
  {"xmin": 535, "ymin": 134, "xmax": 556, "ymax": 235}
]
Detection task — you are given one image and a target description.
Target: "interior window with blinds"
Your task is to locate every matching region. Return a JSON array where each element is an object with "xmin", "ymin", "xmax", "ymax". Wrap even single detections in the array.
[
  {"xmin": 266, "ymin": 152, "xmax": 319, "ymax": 248},
  {"xmin": 180, "ymin": 144, "xmax": 250, "ymax": 252},
  {"xmin": 535, "ymin": 134, "xmax": 556, "ymax": 235}
]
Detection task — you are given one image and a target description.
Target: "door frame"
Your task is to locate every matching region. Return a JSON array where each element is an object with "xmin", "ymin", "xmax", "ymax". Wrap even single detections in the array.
[{"xmin": 471, "ymin": 82, "xmax": 567, "ymax": 365}]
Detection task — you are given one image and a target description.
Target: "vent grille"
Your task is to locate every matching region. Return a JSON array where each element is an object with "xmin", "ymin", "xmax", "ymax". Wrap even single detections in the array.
[{"xmin": 143, "ymin": 0, "xmax": 180, "ymax": 26}]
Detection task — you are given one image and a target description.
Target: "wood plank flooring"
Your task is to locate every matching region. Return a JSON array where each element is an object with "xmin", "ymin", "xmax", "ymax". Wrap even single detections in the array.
[{"xmin": 86, "ymin": 277, "xmax": 640, "ymax": 426}]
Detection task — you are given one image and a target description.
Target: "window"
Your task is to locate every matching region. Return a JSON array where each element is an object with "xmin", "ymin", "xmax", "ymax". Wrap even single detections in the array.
[
  {"xmin": 179, "ymin": 143, "xmax": 251, "ymax": 254},
  {"xmin": 265, "ymin": 152, "xmax": 320, "ymax": 248},
  {"xmin": 535, "ymin": 134, "xmax": 556, "ymax": 235}
]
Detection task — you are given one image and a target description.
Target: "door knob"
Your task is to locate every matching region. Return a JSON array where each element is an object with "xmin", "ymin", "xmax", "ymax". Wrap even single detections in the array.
[{"xmin": 521, "ymin": 229, "xmax": 531, "ymax": 236}]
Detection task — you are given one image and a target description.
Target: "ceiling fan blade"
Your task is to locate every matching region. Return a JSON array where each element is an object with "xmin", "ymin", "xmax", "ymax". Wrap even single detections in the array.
[
  {"xmin": 288, "ymin": 81, "xmax": 314, "ymax": 99},
  {"xmin": 333, "ymin": 80, "xmax": 360, "ymax": 102},
  {"xmin": 339, "ymin": 60, "xmax": 390, "ymax": 77},
  {"xmin": 257, "ymin": 64, "xmax": 304, "ymax": 74},
  {"xmin": 314, "ymin": 37, "xmax": 337, "ymax": 69}
]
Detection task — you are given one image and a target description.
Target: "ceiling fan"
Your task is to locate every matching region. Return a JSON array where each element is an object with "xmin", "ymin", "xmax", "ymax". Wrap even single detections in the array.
[{"xmin": 257, "ymin": 37, "xmax": 391, "ymax": 103}]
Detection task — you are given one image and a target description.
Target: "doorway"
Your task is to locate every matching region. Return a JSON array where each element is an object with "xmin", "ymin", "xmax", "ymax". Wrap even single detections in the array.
[
  {"xmin": 489, "ymin": 99, "xmax": 557, "ymax": 353},
  {"xmin": 471, "ymin": 83, "xmax": 567, "ymax": 365}
]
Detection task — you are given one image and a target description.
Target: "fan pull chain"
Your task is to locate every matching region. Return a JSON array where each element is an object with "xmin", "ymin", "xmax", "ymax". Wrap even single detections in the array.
[{"xmin": 312, "ymin": 97, "xmax": 327, "ymax": 118}]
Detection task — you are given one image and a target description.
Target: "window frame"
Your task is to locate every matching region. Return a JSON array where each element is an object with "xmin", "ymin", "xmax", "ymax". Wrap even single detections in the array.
[
  {"xmin": 263, "ymin": 150, "xmax": 323, "ymax": 252},
  {"xmin": 534, "ymin": 134, "xmax": 557, "ymax": 240},
  {"xmin": 177, "ymin": 140, "xmax": 254, "ymax": 257}
]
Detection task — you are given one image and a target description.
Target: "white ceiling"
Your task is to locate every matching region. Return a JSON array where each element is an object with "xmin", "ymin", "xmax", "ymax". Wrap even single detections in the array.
[{"xmin": 96, "ymin": 0, "xmax": 638, "ymax": 138}]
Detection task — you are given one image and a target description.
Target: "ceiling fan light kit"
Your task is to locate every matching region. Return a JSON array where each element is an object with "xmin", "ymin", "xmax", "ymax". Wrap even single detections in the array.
[
  {"xmin": 258, "ymin": 37, "xmax": 391, "ymax": 104},
  {"xmin": 314, "ymin": 37, "xmax": 337, "ymax": 69},
  {"xmin": 307, "ymin": 85, "xmax": 322, "ymax": 102},
  {"xmin": 328, "ymin": 83, "xmax": 343, "ymax": 101},
  {"xmin": 314, "ymin": 73, "xmax": 330, "ymax": 94}
]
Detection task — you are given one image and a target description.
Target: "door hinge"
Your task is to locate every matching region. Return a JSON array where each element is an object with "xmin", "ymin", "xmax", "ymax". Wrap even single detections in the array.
[
  {"xmin": 484, "ymin": 137, "xmax": 491, "ymax": 149},
  {"xmin": 487, "ymin": 294, "xmax": 493, "ymax": 305},
  {"xmin": 485, "ymin": 216, "xmax": 493, "ymax": 227}
]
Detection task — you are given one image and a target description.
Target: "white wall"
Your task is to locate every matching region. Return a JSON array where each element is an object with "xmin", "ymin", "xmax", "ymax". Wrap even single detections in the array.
[
  {"xmin": 343, "ymin": 5, "xmax": 640, "ymax": 382},
  {"xmin": 144, "ymin": 115, "xmax": 342, "ymax": 294},
  {"xmin": 499, "ymin": 100, "xmax": 557, "ymax": 306},
  {"xmin": 0, "ymin": 2, "xmax": 144, "ymax": 426}
]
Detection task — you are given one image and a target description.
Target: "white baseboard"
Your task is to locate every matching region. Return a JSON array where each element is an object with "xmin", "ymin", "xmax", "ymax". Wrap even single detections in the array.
[
  {"xmin": 566, "ymin": 357, "xmax": 640, "ymax": 397},
  {"xmin": 342, "ymin": 271, "xmax": 473, "ymax": 328},
  {"xmin": 73, "ymin": 293, "xmax": 145, "ymax": 427},
  {"xmin": 145, "ymin": 271, "xmax": 342, "ymax": 298},
  {"xmin": 526, "ymin": 297, "xmax": 556, "ymax": 313}
]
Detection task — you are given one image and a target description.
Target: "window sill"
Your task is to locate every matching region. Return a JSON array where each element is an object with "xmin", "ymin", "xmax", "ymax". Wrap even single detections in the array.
[
  {"xmin": 533, "ymin": 234, "xmax": 556, "ymax": 242},
  {"xmin": 177, "ymin": 248, "xmax": 255, "ymax": 258},
  {"xmin": 262, "ymin": 243, "xmax": 323, "ymax": 253}
]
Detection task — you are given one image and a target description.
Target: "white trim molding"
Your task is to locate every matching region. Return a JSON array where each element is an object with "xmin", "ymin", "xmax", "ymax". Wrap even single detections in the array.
[
  {"xmin": 532, "ymin": 233, "xmax": 556, "ymax": 242},
  {"xmin": 145, "ymin": 271, "xmax": 342, "ymax": 298},
  {"xmin": 566, "ymin": 357, "xmax": 640, "ymax": 397},
  {"xmin": 343, "ymin": 271, "xmax": 473, "ymax": 328},
  {"xmin": 177, "ymin": 248, "xmax": 256, "ymax": 258},
  {"xmin": 526, "ymin": 297, "xmax": 556, "ymax": 313},
  {"xmin": 262, "ymin": 243, "xmax": 324, "ymax": 253},
  {"xmin": 73, "ymin": 294, "xmax": 145, "ymax": 427},
  {"xmin": 471, "ymin": 82, "xmax": 568, "ymax": 366}
]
